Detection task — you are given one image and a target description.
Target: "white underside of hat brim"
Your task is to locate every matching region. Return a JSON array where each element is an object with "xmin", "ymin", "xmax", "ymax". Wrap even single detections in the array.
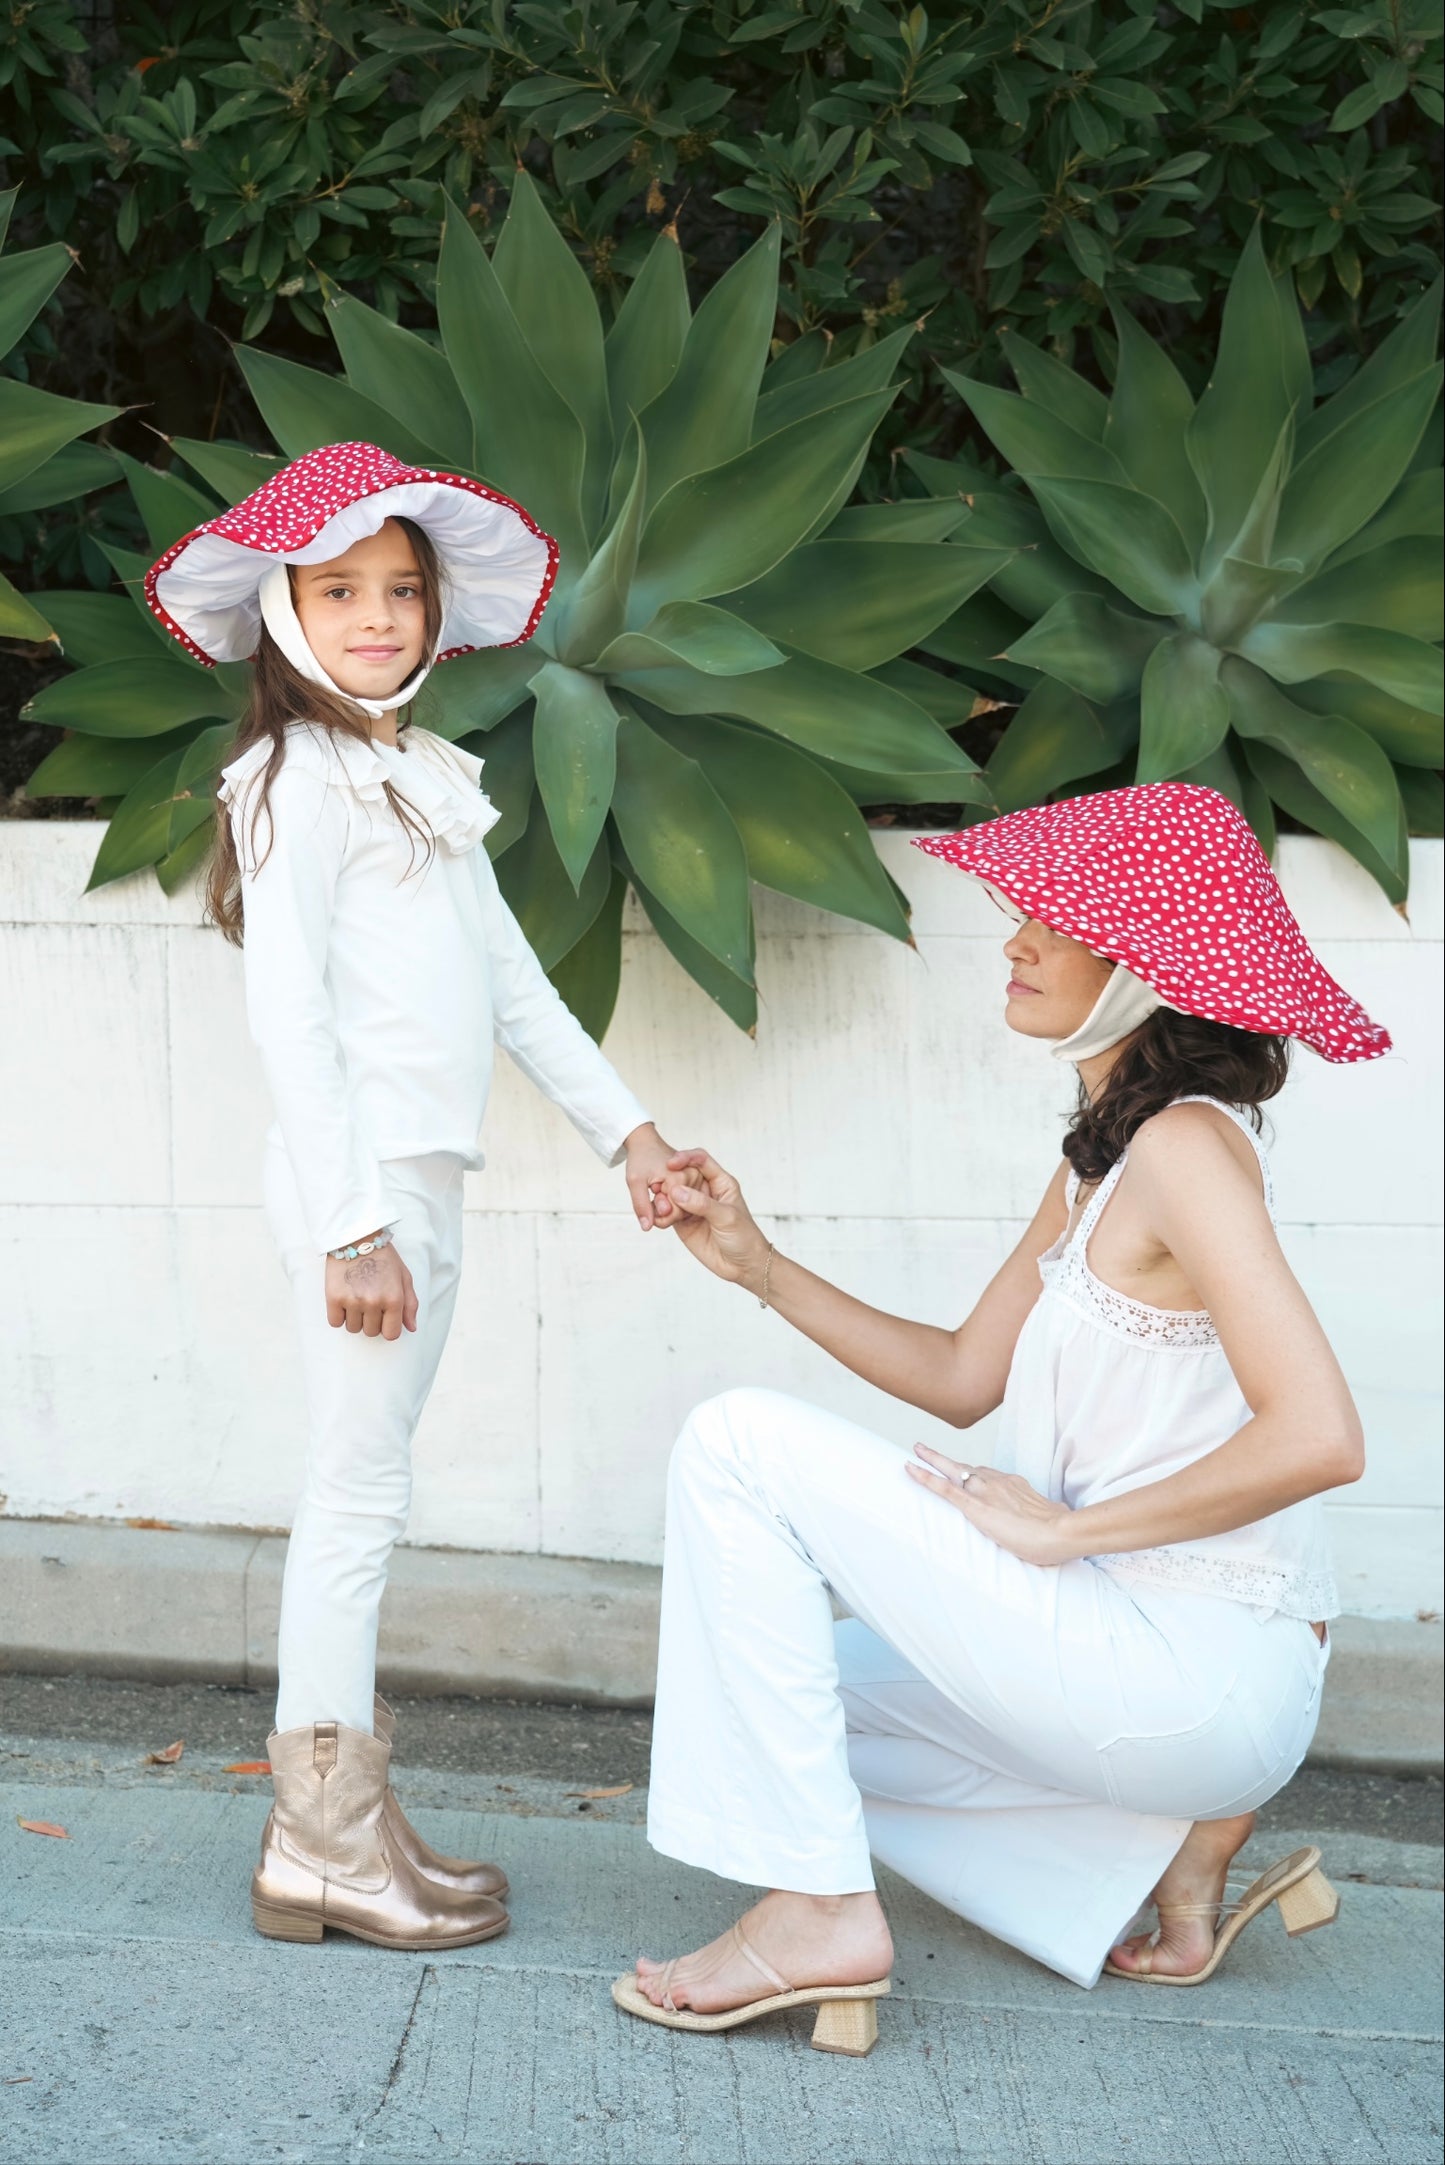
[{"xmin": 153, "ymin": 480, "xmax": 554, "ymax": 664}]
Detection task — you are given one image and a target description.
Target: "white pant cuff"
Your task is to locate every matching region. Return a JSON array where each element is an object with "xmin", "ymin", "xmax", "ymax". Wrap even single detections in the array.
[{"xmin": 647, "ymin": 1795, "xmax": 876, "ymax": 1896}]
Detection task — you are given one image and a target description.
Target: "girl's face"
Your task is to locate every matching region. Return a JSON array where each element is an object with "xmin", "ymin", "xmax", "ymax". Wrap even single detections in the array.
[
  {"xmin": 1001, "ymin": 917, "xmax": 1115, "ymax": 1041},
  {"xmin": 292, "ymin": 520, "xmax": 429, "ymax": 701}
]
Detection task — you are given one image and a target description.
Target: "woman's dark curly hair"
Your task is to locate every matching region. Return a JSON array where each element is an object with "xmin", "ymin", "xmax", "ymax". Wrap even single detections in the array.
[{"xmin": 1063, "ymin": 1006, "xmax": 1291, "ymax": 1185}]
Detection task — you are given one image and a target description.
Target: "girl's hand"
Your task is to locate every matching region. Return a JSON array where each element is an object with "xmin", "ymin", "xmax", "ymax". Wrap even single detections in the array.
[
  {"xmin": 325, "ymin": 1244, "xmax": 419, "ymax": 1340},
  {"xmin": 906, "ymin": 1444, "xmax": 1081, "ymax": 1567},
  {"xmin": 660, "ymin": 1150, "xmax": 772, "ymax": 1292},
  {"xmin": 622, "ymin": 1122, "xmax": 678, "ymax": 1231}
]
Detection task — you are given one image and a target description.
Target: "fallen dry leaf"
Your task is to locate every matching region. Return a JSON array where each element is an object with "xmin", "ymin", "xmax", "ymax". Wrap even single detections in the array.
[
  {"xmin": 124, "ymin": 1516, "xmax": 175, "ymax": 1530},
  {"xmin": 143, "ymin": 1739, "xmax": 184, "ymax": 1766},
  {"xmin": 563, "ymin": 1782, "xmax": 634, "ymax": 1800},
  {"xmin": 17, "ymin": 1819, "xmax": 68, "ymax": 1839},
  {"xmin": 222, "ymin": 1761, "xmax": 271, "ymax": 1776}
]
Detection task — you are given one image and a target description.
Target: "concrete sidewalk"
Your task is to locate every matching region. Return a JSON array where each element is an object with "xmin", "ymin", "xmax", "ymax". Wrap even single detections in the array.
[{"xmin": 2, "ymin": 1749, "xmax": 1440, "ymax": 2164}]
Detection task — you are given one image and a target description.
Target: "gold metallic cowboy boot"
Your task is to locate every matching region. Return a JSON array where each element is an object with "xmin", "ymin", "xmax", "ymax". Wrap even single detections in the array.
[
  {"xmin": 372, "ymin": 1693, "xmax": 509, "ymax": 1901},
  {"xmin": 251, "ymin": 1721, "xmax": 509, "ymax": 1949}
]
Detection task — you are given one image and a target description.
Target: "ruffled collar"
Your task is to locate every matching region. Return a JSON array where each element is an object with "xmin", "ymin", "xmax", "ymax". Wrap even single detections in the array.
[{"xmin": 219, "ymin": 723, "xmax": 500, "ymax": 855}]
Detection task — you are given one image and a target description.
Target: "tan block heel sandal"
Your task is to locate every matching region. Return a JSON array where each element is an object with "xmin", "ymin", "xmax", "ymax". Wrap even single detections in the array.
[
  {"xmin": 1105, "ymin": 1846, "xmax": 1340, "ymax": 1986},
  {"xmin": 612, "ymin": 1922, "xmax": 891, "ymax": 2056}
]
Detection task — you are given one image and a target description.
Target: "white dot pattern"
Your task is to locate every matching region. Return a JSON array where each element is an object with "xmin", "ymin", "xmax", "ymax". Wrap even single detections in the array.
[
  {"xmin": 912, "ymin": 784, "xmax": 1391, "ymax": 1065},
  {"xmin": 142, "ymin": 440, "xmax": 559, "ymax": 668}
]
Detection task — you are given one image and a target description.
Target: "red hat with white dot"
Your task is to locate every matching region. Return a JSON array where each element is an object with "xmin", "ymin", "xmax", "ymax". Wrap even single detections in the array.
[
  {"xmin": 144, "ymin": 441, "xmax": 558, "ymax": 667},
  {"xmin": 912, "ymin": 783, "xmax": 1391, "ymax": 1064}
]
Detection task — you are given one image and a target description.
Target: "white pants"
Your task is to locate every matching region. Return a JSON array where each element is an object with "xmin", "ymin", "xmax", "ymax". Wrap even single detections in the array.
[
  {"xmin": 265, "ymin": 1141, "xmax": 465, "ymax": 1734},
  {"xmin": 647, "ymin": 1389, "xmax": 1329, "ymax": 1988}
]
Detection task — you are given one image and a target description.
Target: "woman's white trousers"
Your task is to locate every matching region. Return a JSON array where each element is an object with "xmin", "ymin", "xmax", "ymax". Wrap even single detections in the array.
[
  {"xmin": 265, "ymin": 1142, "xmax": 464, "ymax": 1735},
  {"xmin": 647, "ymin": 1389, "xmax": 1328, "ymax": 1988}
]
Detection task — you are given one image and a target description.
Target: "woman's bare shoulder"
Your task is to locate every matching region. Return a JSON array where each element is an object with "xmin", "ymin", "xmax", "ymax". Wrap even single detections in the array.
[{"xmin": 1126, "ymin": 1100, "xmax": 1264, "ymax": 1199}]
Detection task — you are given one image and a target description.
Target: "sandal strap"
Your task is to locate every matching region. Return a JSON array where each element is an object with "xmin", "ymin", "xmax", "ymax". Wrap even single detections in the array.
[
  {"xmin": 1154, "ymin": 1900, "xmax": 1243, "ymax": 1920},
  {"xmin": 732, "ymin": 1922, "xmax": 791, "ymax": 1997}
]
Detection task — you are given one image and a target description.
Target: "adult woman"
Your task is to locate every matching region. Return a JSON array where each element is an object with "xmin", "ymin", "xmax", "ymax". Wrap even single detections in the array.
[{"xmin": 613, "ymin": 783, "xmax": 1388, "ymax": 2055}]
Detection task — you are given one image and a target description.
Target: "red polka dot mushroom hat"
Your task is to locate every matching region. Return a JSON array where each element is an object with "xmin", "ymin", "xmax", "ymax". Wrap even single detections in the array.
[
  {"xmin": 912, "ymin": 784, "xmax": 1391, "ymax": 1064},
  {"xmin": 144, "ymin": 441, "xmax": 558, "ymax": 666}
]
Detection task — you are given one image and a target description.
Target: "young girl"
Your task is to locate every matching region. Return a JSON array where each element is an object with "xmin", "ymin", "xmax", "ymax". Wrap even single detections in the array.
[
  {"xmin": 146, "ymin": 442, "xmax": 675, "ymax": 1951},
  {"xmin": 614, "ymin": 783, "xmax": 1387, "ymax": 2056}
]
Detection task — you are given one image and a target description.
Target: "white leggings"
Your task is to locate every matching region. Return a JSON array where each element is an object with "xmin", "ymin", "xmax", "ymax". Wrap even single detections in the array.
[
  {"xmin": 265, "ymin": 1141, "xmax": 465, "ymax": 1735},
  {"xmin": 647, "ymin": 1389, "xmax": 1329, "ymax": 1988}
]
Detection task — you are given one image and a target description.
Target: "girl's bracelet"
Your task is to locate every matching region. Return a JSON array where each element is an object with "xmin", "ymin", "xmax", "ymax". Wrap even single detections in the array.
[
  {"xmin": 328, "ymin": 1227, "xmax": 394, "ymax": 1263},
  {"xmin": 757, "ymin": 1242, "xmax": 776, "ymax": 1311}
]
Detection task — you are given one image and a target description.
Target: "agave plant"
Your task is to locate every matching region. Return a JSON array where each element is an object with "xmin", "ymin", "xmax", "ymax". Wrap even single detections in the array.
[
  {"xmin": 0, "ymin": 185, "xmax": 120, "ymax": 638},
  {"xmin": 21, "ymin": 177, "xmax": 1013, "ymax": 1033},
  {"xmin": 912, "ymin": 230, "xmax": 1443, "ymax": 903}
]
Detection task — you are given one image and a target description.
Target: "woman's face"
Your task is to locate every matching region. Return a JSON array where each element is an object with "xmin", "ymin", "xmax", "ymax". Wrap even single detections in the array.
[
  {"xmin": 1002, "ymin": 917, "xmax": 1116, "ymax": 1041},
  {"xmin": 292, "ymin": 520, "xmax": 428, "ymax": 701}
]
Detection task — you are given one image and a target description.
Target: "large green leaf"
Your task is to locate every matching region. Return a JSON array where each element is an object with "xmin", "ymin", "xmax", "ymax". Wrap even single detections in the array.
[
  {"xmin": 1224, "ymin": 656, "xmax": 1411, "ymax": 871},
  {"xmin": 920, "ymin": 590, "xmax": 1038, "ymax": 690},
  {"xmin": 435, "ymin": 195, "xmax": 587, "ymax": 576},
  {"xmin": 420, "ymin": 645, "xmax": 537, "ymax": 739},
  {"xmin": 627, "ymin": 648, "xmax": 975, "ymax": 776},
  {"xmin": 83, "ymin": 742, "xmax": 216, "ymax": 890},
  {"xmin": 1006, "ymin": 593, "xmax": 1167, "ymax": 702},
  {"xmin": 605, "ymin": 231, "xmax": 690, "ymax": 448},
  {"xmin": 529, "ymin": 661, "xmax": 619, "ymax": 891},
  {"xmin": 114, "ymin": 453, "xmax": 219, "ymax": 553},
  {"xmin": 0, "ymin": 379, "xmax": 121, "ymax": 498},
  {"xmin": 1272, "ymin": 366, "xmax": 1442, "ymax": 573},
  {"xmin": 33, "ymin": 588, "xmax": 163, "ymax": 662},
  {"xmin": 824, "ymin": 499, "xmax": 972, "ymax": 543},
  {"xmin": 0, "ymin": 440, "xmax": 116, "ymax": 516},
  {"xmin": 493, "ymin": 802, "xmax": 611, "ymax": 970},
  {"xmin": 869, "ymin": 657, "xmax": 982, "ymax": 728},
  {"xmin": 472, "ymin": 703, "xmax": 536, "ymax": 859},
  {"xmin": 1000, "ymin": 328, "xmax": 1108, "ymax": 443},
  {"xmin": 944, "ymin": 367, "xmax": 1125, "ymax": 485},
  {"xmin": 648, "ymin": 710, "xmax": 910, "ymax": 939},
  {"xmin": 725, "ymin": 540, "xmax": 1012, "ymax": 673},
  {"xmin": 610, "ymin": 709, "xmax": 753, "ymax": 977},
  {"xmin": 1295, "ymin": 276, "xmax": 1442, "ymax": 463},
  {"xmin": 988, "ymin": 680, "xmax": 1136, "ymax": 812},
  {"xmin": 638, "ymin": 224, "xmax": 779, "ymax": 507},
  {"xmin": 599, "ymin": 602, "xmax": 784, "ymax": 676},
  {"xmin": 156, "ymin": 817, "xmax": 217, "ymax": 897},
  {"xmin": 1104, "ymin": 304, "xmax": 1206, "ymax": 556},
  {"xmin": 630, "ymin": 389, "xmax": 897, "ymax": 619},
  {"xmin": 629, "ymin": 868, "xmax": 758, "ymax": 1032},
  {"xmin": 1027, "ymin": 478, "xmax": 1196, "ymax": 616},
  {"xmin": 1287, "ymin": 673, "xmax": 1442, "ymax": 768},
  {"xmin": 0, "ymin": 241, "xmax": 71, "ymax": 356},
  {"xmin": 25, "ymin": 655, "xmax": 243, "ymax": 736},
  {"xmin": 547, "ymin": 866, "xmax": 627, "ymax": 1041},
  {"xmin": 326, "ymin": 294, "xmax": 472, "ymax": 468},
  {"xmin": 1324, "ymin": 471, "xmax": 1442, "ymax": 569},
  {"xmin": 234, "ymin": 346, "xmax": 437, "ymax": 465},
  {"xmin": 169, "ymin": 436, "xmax": 283, "ymax": 506},
  {"xmin": 751, "ymin": 323, "xmax": 915, "ymax": 442},
  {"xmin": 554, "ymin": 427, "xmax": 646, "ymax": 665},
  {"xmin": 1239, "ymin": 621, "xmax": 1444, "ymax": 713},
  {"xmin": 1396, "ymin": 767, "xmax": 1444, "ymax": 836},
  {"xmin": 1275, "ymin": 539, "xmax": 1443, "ymax": 642},
  {"xmin": 26, "ymin": 724, "xmax": 205, "ymax": 800},
  {"xmin": 0, "ymin": 572, "xmax": 52, "ymax": 641},
  {"xmin": 824, "ymin": 759, "xmax": 994, "ymax": 808},
  {"xmin": 1138, "ymin": 632, "xmax": 1230, "ymax": 781},
  {"xmin": 492, "ymin": 173, "xmax": 612, "ymax": 536},
  {"xmin": 1240, "ymin": 736, "xmax": 1408, "ymax": 904},
  {"xmin": 1185, "ymin": 225, "xmax": 1299, "ymax": 576}
]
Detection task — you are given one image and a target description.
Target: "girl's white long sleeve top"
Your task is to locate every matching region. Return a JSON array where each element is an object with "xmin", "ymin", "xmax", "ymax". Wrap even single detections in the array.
[{"xmin": 220, "ymin": 722, "xmax": 652, "ymax": 1254}]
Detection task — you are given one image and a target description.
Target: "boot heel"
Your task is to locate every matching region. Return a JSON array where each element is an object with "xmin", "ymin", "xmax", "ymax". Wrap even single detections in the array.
[
  {"xmin": 811, "ymin": 1996, "xmax": 879, "ymax": 2057},
  {"xmin": 1276, "ymin": 1867, "xmax": 1339, "ymax": 1937},
  {"xmin": 252, "ymin": 1897, "xmax": 324, "ymax": 1944}
]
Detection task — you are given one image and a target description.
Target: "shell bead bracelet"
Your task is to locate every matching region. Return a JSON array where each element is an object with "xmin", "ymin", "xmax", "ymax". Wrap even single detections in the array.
[{"xmin": 328, "ymin": 1228, "xmax": 395, "ymax": 1263}]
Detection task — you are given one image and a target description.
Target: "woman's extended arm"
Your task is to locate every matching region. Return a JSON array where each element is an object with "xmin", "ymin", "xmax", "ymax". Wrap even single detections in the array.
[
  {"xmin": 661, "ymin": 1149, "xmax": 1070, "ymax": 1428},
  {"xmin": 910, "ymin": 1103, "xmax": 1365, "ymax": 1563}
]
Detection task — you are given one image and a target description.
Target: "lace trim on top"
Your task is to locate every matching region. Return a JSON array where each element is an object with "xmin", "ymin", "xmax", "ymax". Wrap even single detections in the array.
[
  {"xmin": 1101, "ymin": 1546, "xmax": 1339, "ymax": 1622},
  {"xmin": 1039, "ymin": 1098, "xmax": 1273, "ymax": 1352}
]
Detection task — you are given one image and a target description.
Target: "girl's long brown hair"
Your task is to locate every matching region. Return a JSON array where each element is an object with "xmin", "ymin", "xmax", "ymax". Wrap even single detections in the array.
[
  {"xmin": 207, "ymin": 517, "xmax": 445, "ymax": 944},
  {"xmin": 1063, "ymin": 1007, "xmax": 1291, "ymax": 1185}
]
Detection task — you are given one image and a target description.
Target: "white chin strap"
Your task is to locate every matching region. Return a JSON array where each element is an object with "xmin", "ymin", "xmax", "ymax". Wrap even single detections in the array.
[
  {"xmin": 258, "ymin": 562, "xmax": 433, "ymax": 721},
  {"xmin": 1051, "ymin": 963, "xmax": 1163, "ymax": 1064}
]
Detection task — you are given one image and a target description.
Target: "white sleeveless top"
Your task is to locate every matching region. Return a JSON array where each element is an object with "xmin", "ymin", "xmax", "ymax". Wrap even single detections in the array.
[{"xmin": 994, "ymin": 1096, "xmax": 1339, "ymax": 1621}]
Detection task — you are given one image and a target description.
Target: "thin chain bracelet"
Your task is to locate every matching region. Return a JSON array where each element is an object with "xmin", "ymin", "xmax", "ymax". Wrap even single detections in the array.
[{"xmin": 758, "ymin": 1242, "xmax": 776, "ymax": 1310}]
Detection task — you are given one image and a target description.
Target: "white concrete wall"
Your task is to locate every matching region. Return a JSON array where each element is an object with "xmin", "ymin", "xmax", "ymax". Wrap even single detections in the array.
[{"xmin": 1, "ymin": 824, "xmax": 1440, "ymax": 1618}]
